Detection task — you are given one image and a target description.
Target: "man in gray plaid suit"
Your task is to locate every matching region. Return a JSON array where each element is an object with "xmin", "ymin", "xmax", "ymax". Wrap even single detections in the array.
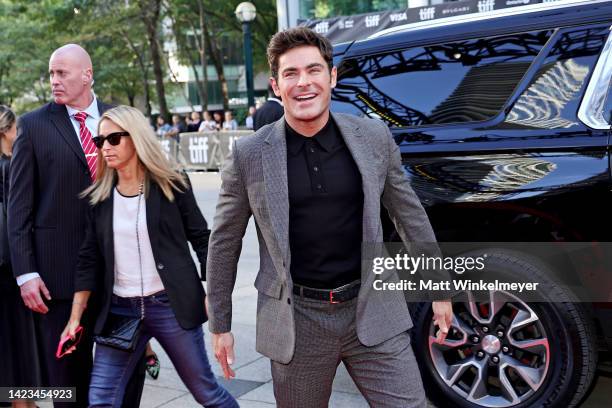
[{"xmin": 207, "ymin": 27, "xmax": 454, "ymax": 407}]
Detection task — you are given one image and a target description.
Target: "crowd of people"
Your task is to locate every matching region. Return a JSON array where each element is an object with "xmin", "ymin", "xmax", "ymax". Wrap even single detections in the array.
[
  {"xmin": 154, "ymin": 86, "xmax": 286, "ymax": 140},
  {"xmin": 0, "ymin": 27, "xmax": 453, "ymax": 408},
  {"xmin": 155, "ymin": 109, "xmax": 244, "ymax": 139}
]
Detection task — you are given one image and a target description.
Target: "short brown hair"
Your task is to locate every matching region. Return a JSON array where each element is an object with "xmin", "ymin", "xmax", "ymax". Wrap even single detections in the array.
[{"xmin": 267, "ymin": 27, "xmax": 333, "ymax": 80}]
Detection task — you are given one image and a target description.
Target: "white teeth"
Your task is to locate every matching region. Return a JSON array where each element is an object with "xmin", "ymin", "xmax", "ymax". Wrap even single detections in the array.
[{"xmin": 296, "ymin": 94, "xmax": 316, "ymax": 100}]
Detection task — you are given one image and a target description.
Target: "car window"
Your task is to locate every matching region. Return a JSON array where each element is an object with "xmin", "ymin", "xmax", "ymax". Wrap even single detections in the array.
[
  {"xmin": 332, "ymin": 30, "xmax": 552, "ymax": 127},
  {"xmin": 604, "ymin": 89, "xmax": 612, "ymax": 125},
  {"xmin": 601, "ymin": 53, "xmax": 612, "ymax": 125},
  {"xmin": 504, "ymin": 25, "xmax": 610, "ymax": 130}
]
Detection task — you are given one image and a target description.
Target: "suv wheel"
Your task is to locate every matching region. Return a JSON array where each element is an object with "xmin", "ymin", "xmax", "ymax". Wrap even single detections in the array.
[{"xmin": 409, "ymin": 250, "xmax": 597, "ymax": 407}]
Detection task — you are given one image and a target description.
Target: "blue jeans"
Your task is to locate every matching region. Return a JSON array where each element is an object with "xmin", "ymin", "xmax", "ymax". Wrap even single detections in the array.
[{"xmin": 88, "ymin": 292, "xmax": 238, "ymax": 408}]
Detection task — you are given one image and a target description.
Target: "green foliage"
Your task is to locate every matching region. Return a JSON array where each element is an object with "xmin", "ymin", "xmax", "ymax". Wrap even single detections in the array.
[
  {"xmin": 0, "ymin": 0, "xmax": 278, "ymax": 114},
  {"xmin": 0, "ymin": 1, "xmax": 58, "ymax": 109},
  {"xmin": 307, "ymin": 0, "xmax": 405, "ymax": 19}
]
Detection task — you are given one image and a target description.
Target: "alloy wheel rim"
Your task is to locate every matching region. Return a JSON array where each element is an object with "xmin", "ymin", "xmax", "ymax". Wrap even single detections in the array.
[{"xmin": 428, "ymin": 290, "xmax": 550, "ymax": 407}]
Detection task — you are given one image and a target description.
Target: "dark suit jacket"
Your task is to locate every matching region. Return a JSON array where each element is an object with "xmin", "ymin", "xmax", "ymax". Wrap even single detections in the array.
[
  {"xmin": 8, "ymin": 100, "xmax": 113, "ymax": 299},
  {"xmin": 74, "ymin": 180, "xmax": 209, "ymax": 333},
  {"xmin": 253, "ymin": 99, "xmax": 284, "ymax": 131},
  {"xmin": 0, "ymin": 155, "xmax": 12, "ymax": 286}
]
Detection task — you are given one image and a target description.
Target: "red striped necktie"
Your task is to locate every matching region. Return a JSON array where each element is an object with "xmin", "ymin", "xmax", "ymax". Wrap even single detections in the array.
[{"xmin": 74, "ymin": 111, "xmax": 97, "ymax": 182}]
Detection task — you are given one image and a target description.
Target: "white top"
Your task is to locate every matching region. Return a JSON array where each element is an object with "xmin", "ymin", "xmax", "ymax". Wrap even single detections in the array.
[
  {"xmin": 112, "ymin": 188, "xmax": 164, "ymax": 297},
  {"xmin": 66, "ymin": 95, "xmax": 100, "ymax": 145},
  {"xmin": 198, "ymin": 120, "xmax": 217, "ymax": 132},
  {"xmin": 223, "ymin": 119, "xmax": 238, "ymax": 131}
]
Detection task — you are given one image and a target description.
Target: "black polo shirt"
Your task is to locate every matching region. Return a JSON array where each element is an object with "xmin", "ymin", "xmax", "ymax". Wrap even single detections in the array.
[{"xmin": 286, "ymin": 118, "xmax": 364, "ymax": 289}]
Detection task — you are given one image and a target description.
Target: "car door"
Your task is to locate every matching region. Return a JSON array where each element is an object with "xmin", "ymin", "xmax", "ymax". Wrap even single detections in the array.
[{"xmin": 332, "ymin": 24, "xmax": 612, "ymax": 243}]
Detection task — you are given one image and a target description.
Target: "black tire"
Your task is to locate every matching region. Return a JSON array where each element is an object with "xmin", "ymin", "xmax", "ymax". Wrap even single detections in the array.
[{"xmin": 409, "ymin": 249, "xmax": 597, "ymax": 408}]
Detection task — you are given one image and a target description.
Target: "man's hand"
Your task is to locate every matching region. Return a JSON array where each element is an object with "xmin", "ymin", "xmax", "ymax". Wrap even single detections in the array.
[
  {"xmin": 20, "ymin": 277, "xmax": 51, "ymax": 314},
  {"xmin": 212, "ymin": 332, "xmax": 236, "ymax": 379},
  {"xmin": 432, "ymin": 300, "xmax": 453, "ymax": 344}
]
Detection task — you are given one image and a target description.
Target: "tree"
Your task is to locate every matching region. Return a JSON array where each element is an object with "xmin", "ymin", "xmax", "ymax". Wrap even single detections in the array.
[
  {"xmin": 0, "ymin": 0, "xmax": 279, "ymax": 114},
  {"xmin": 164, "ymin": 0, "xmax": 278, "ymax": 111},
  {"xmin": 138, "ymin": 0, "xmax": 170, "ymax": 120},
  {"xmin": 203, "ymin": 17, "xmax": 230, "ymax": 110},
  {"xmin": 0, "ymin": 1, "xmax": 73, "ymax": 110},
  {"xmin": 61, "ymin": 0, "xmax": 155, "ymax": 116},
  {"xmin": 165, "ymin": 0, "xmax": 209, "ymax": 109}
]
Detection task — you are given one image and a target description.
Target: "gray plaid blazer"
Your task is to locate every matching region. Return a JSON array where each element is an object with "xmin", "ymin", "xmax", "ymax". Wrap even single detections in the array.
[{"xmin": 207, "ymin": 112, "xmax": 437, "ymax": 363}]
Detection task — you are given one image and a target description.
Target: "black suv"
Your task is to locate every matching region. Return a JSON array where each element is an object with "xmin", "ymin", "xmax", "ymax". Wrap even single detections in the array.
[{"xmin": 331, "ymin": 1, "xmax": 612, "ymax": 407}]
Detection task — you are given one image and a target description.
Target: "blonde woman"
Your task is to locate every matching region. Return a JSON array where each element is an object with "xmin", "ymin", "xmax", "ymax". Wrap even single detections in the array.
[
  {"xmin": 0, "ymin": 105, "xmax": 41, "ymax": 408},
  {"xmin": 60, "ymin": 106, "xmax": 237, "ymax": 407}
]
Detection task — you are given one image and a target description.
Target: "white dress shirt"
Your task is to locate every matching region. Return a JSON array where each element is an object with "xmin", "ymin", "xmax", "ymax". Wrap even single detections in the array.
[{"xmin": 66, "ymin": 95, "xmax": 100, "ymax": 142}]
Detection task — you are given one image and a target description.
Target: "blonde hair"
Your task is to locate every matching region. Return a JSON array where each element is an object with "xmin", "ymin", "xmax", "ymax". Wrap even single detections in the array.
[
  {"xmin": 82, "ymin": 105, "xmax": 187, "ymax": 205},
  {"xmin": 0, "ymin": 105, "xmax": 16, "ymax": 156}
]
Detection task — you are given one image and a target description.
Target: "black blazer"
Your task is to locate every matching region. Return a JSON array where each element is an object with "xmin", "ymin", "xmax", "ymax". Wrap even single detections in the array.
[
  {"xmin": 75, "ymin": 180, "xmax": 209, "ymax": 333},
  {"xmin": 0, "ymin": 155, "xmax": 12, "ymax": 286},
  {"xmin": 253, "ymin": 99, "xmax": 284, "ymax": 131},
  {"xmin": 8, "ymin": 101, "xmax": 113, "ymax": 299}
]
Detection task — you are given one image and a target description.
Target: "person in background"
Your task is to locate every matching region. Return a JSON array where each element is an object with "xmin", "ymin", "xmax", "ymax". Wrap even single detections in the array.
[
  {"xmin": 187, "ymin": 111, "xmax": 202, "ymax": 132},
  {"xmin": 155, "ymin": 116, "xmax": 172, "ymax": 139},
  {"xmin": 222, "ymin": 111, "xmax": 238, "ymax": 131},
  {"xmin": 253, "ymin": 83, "xmax": 284, "ymax": 131},
  {"xmin": 167, "ymin": 114, "xmax": 186, "ymax": 142},
  {"xmin": 8, "ymin": 44, "xmax": 145, "ymax": 408},
  {"xmin": 245, "ymin": 106, "xmax": 256, "ymax": 129},
  {"xmin": 198, "ymin": 111, "xmax": 217, "ymax": 132},
  {"xmin": 0, "ymin": 105, "xmax": 40, "ymax": 408},
  {"xmin": 212, "ymin": 112, "xmax": 223, "ymax": 131},
  {"xmin": 166, "ymin": 114, "xmax": 188, "ymax": 165},
  {"xmin": 61, "ymin": 105, "xmax": 238, "ymax": 408}
]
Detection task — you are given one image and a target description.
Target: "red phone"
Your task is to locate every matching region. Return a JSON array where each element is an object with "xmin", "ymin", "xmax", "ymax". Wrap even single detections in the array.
[{"xmin": 56, "ymin": 326, "xmax": 84, "ymax": 359}]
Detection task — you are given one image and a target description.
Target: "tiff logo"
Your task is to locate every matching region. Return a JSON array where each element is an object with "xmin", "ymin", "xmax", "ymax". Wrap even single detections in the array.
[
  {"xmin": 365, "ymin": 15, "xmax": 380, "ymax": 28},
  {"xmin": 314, "ymin": 21, "xmax": 329, "ymax": 34},
  {"xmin": 478, "ymin": 0, "xmax": 495, "ymax": 12},
  {"xmin": 419, "ymin": 7, "xmax": 435, "ymax": 21},
  {"xmin": 189, "ymin": 136, "xmax": 208, "ymax": 164}
]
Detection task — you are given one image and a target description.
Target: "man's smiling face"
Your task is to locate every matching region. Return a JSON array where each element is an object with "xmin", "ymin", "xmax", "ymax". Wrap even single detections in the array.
[{"xmin": 271, "ymin": 45, "xmax": 337, "ymax": 132}]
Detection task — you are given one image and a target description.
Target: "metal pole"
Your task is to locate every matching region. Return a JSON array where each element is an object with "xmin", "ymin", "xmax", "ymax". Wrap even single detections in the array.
[{"xmin": 242, "ymin": 21, "xmax": 255, "ymax": 107}]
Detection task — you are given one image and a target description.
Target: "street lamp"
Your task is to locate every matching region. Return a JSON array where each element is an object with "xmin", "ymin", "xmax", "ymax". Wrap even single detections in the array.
[{"xmin": 235, "ymin": 2, "xmax": 257, "ymax": 108}]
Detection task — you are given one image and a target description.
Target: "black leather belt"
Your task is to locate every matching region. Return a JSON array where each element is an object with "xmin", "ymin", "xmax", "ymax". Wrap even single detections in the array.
[{"xmin": 292, "ymin": 281, "xmax": 360, "ymax": 303}]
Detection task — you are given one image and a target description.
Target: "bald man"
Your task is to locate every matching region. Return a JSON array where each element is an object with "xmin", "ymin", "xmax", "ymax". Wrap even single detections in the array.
[{"xmin": 8, "ymin": 44, "xmax": 145, "ymax": 407}]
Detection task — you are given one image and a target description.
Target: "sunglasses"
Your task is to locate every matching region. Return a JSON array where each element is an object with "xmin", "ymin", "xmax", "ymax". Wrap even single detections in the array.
[{"xmin": 92, "ymin": 131, "xmax": 130, "ymax": 148}]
